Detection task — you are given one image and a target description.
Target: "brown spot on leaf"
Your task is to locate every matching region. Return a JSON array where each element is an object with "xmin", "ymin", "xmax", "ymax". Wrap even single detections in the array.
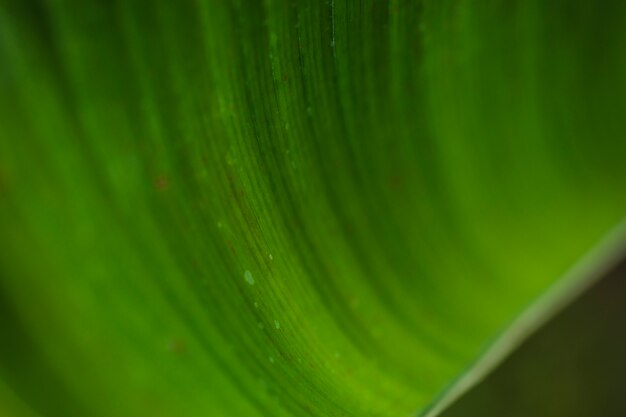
[
  {"xmin": 154, "ymin": 175, "xmax": 170, "ymax": 191},
  {"xmin": 225, "ymin": 239, "xmax": 237, "ymax": 255},
  {"xmin": 388, "ymin": 173, "xmax": 405, "ymax": 190},
  {"xmin": 167, "ymin": 338, "xmax": 186, "ymax": 355}
]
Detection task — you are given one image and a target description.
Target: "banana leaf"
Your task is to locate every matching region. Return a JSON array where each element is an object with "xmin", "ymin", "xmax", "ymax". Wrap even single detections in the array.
[{"xmin": 0, "ymin": 1, "xmax": 625, "ymax": 416}]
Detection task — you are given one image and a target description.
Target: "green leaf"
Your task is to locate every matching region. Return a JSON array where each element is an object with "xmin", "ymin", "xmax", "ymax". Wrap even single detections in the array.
[
  {"xmin": 441, "ymin": 260, "xmax": 626, "ymax": 417},
  {"xmin": 0, "ymin": 1, "xmax": 625, "ymax": 416}
]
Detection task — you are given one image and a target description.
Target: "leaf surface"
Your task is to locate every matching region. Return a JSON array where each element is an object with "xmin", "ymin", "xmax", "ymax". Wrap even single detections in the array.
[{"xmin": 0, "ymin": 1, "xmax": 625, "ymax": 416}]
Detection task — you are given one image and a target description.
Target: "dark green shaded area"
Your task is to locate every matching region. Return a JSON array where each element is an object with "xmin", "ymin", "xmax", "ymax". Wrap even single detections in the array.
[{"xmin": 442, "ymin": 258, "xmax": 626, "ymax": 417}]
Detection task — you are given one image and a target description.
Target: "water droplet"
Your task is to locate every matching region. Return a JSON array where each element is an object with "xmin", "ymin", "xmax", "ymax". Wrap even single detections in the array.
[
  {"xmin": 254, "ymin": 301, "xmax": 259, "ymax": 308},
  {"xmin": 225, "ymin": 146, "xmax": 237, "ymax": 166},
  {"xmin": 268, "ymin": 253, "xmax": 273, "ymax": 261},
  {"xmin": 269, "ymin": 356, "xmax": 275, "ymax": 364},
  {"xmin": 274, "ymin": 320, "xmax": 281, "ymax": 329},
  {"xmin": 244, "ymin": 270, "xmax": 255, "ymax": 285}
]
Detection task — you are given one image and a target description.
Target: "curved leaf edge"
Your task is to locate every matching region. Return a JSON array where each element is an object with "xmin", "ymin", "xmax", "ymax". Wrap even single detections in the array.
[{"xmin": 419, "ymin": 217, "xmax": 626, "ymax": 417}]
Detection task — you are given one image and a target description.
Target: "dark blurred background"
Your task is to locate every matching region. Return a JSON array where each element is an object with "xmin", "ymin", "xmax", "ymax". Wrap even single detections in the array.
[{"xmin": 441, "ymin": 258, "xmax": 626, "ymax": 417}]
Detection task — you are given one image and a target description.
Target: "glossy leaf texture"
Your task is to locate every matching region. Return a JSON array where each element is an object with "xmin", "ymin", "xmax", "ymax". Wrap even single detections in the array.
[{"xmin": 0, "ymin": 1, "xmax": 625, "ymax": 417}]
